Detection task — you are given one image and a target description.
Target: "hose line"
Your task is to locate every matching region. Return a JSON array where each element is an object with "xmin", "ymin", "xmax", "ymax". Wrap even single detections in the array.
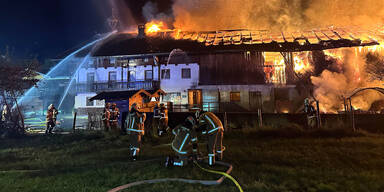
[
  {"xmin": 193, "ymin": 161, "xmax": 243, "ymax": 192},
  {"xmin": 107, "ymin": 160, "xmax": 238, "ymax": 192}
]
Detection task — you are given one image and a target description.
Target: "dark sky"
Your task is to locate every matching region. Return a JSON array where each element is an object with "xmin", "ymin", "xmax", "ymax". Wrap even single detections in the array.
[
  {"xmin": 0, "ymin": 0, "xmax": 173, "ymax": 62},
  {"xmin": 0, "ymin": 0, "xmax": 111, "ymax": 61}
]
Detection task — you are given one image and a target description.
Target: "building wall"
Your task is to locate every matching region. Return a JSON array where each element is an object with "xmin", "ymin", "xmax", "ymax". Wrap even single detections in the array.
[
  {"xmin": 75, "ymin": 93, "xmax": 104, "ymax": 109},
  {"xmin": 75, "ymin": 56, "xmax": 199, "ymax": 109},
  {"xmin": 198, "ymin": 85, "xmax": 275, "ymax": 112}
]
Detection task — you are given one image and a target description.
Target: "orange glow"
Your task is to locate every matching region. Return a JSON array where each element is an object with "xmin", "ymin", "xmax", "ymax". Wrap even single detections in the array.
[
  {"xmin": 145, "ymin": 21, "xmax": 165, "ymax": 34},
  {"xmin": 293, "ymin": 52, "xmax": 312, "ymax": 74}
]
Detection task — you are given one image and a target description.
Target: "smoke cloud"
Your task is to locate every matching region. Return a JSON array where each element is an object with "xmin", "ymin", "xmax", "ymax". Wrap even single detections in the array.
[
  {"xmin": 311, "ymin": 48, "xmax": 384, "ymax": 113},
  {"xmin": 170, "ymin": 0, "xmax": 384, "ymax": 31}
]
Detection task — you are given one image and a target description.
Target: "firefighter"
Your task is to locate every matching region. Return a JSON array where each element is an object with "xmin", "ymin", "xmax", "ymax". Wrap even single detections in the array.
[
  {"xmin": 304, "ymin": 98, "xmax": 317, "ymax": 129},
  {"xmin": 46, "ymin": 104, "xmax": 59, "ymax": 134},
  {"xmin": 102, "ymin": 103, "xmax": 111, "ymax": 132},
  {"xmin": 126, "ymin": 103, "xmax": 145, "ymax": 161},
  {"xmin": 166, "ymin": 116, "xmax": 198, "ymax": 167},
  {"xmin": 195, "ymin": 109, "xmax": 224, "ymax": 166},
  {"xmin": 1, "ymin": 105, "xmax": 9, "ymax": 123},
  {"xmin": 109, "ymin": 103, "xmax": 120, "ymax": 132},
  {"xmin": 152, "ymin": 103, "xmax": 160, "ymax": 138},
  {"xmin": 158, "ymin": 103, "xmax": 168, "ymax": 136}
]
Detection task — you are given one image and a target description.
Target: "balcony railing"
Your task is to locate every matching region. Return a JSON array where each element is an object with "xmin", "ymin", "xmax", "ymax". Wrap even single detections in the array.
[{"xmin": 76, "ymin": 80, "xmax": 160, "ymax": 92}]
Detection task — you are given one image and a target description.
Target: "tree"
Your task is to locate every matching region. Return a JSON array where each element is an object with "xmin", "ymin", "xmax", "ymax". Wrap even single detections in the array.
[{"xmin": 0, "ymin": 54, "xmax": 39, "ymax": 136}]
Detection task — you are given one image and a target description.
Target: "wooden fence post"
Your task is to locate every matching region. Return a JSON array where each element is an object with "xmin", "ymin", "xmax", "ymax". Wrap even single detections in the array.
[
  {"xmin": 258, "ymin": 108, "xmax": 263, "ymax": 128},
  {"xmin": 72, "ymin": 112, "xmax": 77, "ymax": 132},
  {"xmin": 316, "ymin": 100, "xmax": 321, "ymax": 128},
  {"xmin": 349, "ymin": 98, "xmax": 355, "ymax": 131}
]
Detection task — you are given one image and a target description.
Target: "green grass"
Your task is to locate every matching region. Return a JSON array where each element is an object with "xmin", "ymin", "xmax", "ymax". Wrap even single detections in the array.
[{"xmin": 1, "ymin": 127, "xmax": 384, "ymax": 192}]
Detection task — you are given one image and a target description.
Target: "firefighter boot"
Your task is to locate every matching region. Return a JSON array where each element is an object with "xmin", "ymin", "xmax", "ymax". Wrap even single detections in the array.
[{"xmin": 208, "ymin": 153, "xmax": 215, "ymax": 166}]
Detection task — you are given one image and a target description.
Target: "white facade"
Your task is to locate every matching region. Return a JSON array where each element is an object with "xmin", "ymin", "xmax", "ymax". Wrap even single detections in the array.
[{"xmin": 74, "ymin": 56, "xmax": 199, "ymax": 109}]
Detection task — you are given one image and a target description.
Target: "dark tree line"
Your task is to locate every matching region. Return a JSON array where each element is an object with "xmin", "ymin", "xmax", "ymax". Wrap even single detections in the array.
[{"xmin": 0, "ymin": 52, "xmax": 39, "ymax": 137}]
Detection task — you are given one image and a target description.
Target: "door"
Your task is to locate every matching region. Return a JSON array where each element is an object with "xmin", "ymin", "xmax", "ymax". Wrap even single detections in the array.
[
  {"xmin": 249, "ymin": 91, "xmax": 262, "ymax": 111},
  {"xmin": 188, "ymin": 89, "xmax": 202, "ymax": 109}
]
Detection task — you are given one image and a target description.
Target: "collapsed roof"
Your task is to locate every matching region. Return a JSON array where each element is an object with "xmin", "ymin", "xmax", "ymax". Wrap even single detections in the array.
[{"xmin": 92, "ymin": 27, "xmax": 383, "ymax": 56}]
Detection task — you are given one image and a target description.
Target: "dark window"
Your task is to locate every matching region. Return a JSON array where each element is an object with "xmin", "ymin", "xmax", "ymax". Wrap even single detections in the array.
[
  {"xmin": 145, "ymin": 70, "xmax": 153, "ymax": 80},
  {"xmin": 128, "ymin": 71, "xmax": 136, "ymax": 81},
  {"xmin": 86, "ymin": 97, "xmax": 94, "ymax": 106},
  {"xmin": 87, "ymin": 73, "xmax": 94, "ymax": 83},
  {"xmin": 230, "ymin": 92, "xmax": 241, "ymax": 102},
  {"xmin": 161, "ymin": 69, "xmax": 170, "ymax": 79},
  {"xmin": 108, "ymin": 71, "xmax": 117, "ymax": 82},
  {"xmin": 108, "ymin": 71, "xmax": 117, "ymax": 88},
  {"xmin": 181, "ymin": 68, "xmax": 191, "ymax": 79},
  {"xmin": 103, "ymin": 58, "xmax": 111, "ymax": 68}
]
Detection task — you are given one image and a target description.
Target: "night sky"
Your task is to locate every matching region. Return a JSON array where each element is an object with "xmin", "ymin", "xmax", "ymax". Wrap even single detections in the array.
[
  {"xmin": 0, "ymin": 0, "xmax": 173, "ymax": 63},
  {"xmin": 0, "ymin": 0, "xmax": 111, "ymax": 61}
]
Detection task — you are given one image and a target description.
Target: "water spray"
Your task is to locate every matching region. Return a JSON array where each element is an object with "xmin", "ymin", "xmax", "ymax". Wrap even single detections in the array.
[
  {"xmin": 15, "ymin": 31, "xmax": 116, "ymax": 110},
  {"xmin": 57, "ymin": 54, "xmax": 90, "ymax": 110}
]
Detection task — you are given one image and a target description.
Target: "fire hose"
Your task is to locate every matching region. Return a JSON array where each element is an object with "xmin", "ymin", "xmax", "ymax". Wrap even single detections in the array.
[{"xmin": 107, "ymin": 160, "xmax": 243, "ymax": 192}]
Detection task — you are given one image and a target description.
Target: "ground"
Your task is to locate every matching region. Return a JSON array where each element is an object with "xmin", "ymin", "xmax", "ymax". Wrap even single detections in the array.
[{"xmin": 1, "ymin": 127, "xmax": 384, "ymax": 192}]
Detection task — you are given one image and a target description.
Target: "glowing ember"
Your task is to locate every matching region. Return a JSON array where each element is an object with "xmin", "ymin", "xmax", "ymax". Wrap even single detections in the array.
[
  {"xmin": 145, "ymin": 21, "xmax": 165, "ymax": 34},
  {"xmin": 293, "ymin": 53, "xmax": 312, "ymax": 74}
]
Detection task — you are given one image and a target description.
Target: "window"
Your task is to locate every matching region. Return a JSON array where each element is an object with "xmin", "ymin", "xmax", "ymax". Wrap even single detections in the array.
[
  {"xmin": 145, "ymin": 70, "xmax": 153, "ymax": 80},
  {"xmin": 108, "ymin": 71, "xmax": 117, "ymax": 88},
  {"xmin": 230, "ymin": 92, "xmax": 241, "ymax": 102},
  {"xmin": 108, "ymin": 71, "xmax": 117, "ymax": 82},
  {"xmin": 181, "ymin": 68, "xmax": 191, "ymax": 79},
  {"xmin": 86, "ymin": 97, "xmax": 94, "ymax": 106},
  {"xmin": 87, "ymin": 73, "xmax": 94, "ymax": 83},
  {"xmin": 128, "ymin": 71, "xmax": 136, "ymax": 82},
  {"xmin": 161, "ymin": 69, "xmax": 170, "ymax": 79},
  {"xmin": 103, "ymin": 58, "xmax": 111, "ymax": 68}
]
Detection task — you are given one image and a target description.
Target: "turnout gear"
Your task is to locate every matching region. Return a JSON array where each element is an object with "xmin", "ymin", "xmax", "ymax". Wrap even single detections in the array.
[
  {"xmin": 46, "ymin": 104, "xmax": 59, "ymax": 134},
  {"xmin": 152, "ymin": 104, "xmax": 160, "ymax": 138},
  {"xmin": 304, "ymin": 98, "xmax": 317, "ymax": 129},
  {"xmin": 126, "ymin": 103, "xmax": 145, "ymax": 160},
  {"xmin": 109, "ymin": 103, "xmax": 120, "ymax": 131},
  {"xmin": 1, "ymin": 105, "xmax": 9, "ymax": 122},
  {"xmin": 169, "ymin": 116, "xmax": 198, "ymax": 167},
  {"xmin": 158, "ymin": 103, "xmax": 168, "ymax": 136},
  {"xmin": 102, "ymin": 103, "xmax": 111, "ymax": 132},
  {"xmin": 197, "ymin": 111, "xmax": 224, "ymax": 166}
]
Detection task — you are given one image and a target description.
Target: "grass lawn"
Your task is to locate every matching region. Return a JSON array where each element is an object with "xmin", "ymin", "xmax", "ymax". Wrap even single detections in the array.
[{"xmin": 1, "ymin": 127, "xmax": 384, "ymax": 192}]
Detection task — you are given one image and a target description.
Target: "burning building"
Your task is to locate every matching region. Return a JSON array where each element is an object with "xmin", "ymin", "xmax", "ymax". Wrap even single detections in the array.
[{"xmin": 74, "ymin": 23, "xmax": 383, "ymax": 115}]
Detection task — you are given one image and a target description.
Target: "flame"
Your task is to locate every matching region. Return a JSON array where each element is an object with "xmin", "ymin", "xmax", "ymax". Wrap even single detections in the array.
[
  {"xmin": 145, "ymin": 21, "xmax": 165, "ymax": 34},
  {"xmin": 293, "ymin": 52, "xmax": 312, "ymax": 74}
]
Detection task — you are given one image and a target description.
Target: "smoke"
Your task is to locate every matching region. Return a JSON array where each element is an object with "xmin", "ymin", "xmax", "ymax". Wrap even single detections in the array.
[
  {"xmin": 142, "ymin": 1, "xmax": 174, "ymax": 27},
  {"xmin": 311, "ymin": 48, "xmax": 384, "ymax": 113},
  {"xmin": 169, "ymin": 0, "xmax": 384, "ymax": 31}
]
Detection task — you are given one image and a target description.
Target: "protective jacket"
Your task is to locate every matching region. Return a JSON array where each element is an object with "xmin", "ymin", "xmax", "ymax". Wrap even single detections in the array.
[
  {"xmin": 171, "ymin": 125, "xmax": 198, "ymax": 155},
  {"xmin": 198, "ymin": 112, "xmax": 224, "ymax": 135},
  {"xmin": 46, "ymin": 108, "xmax": 58, "ymax": 122},
  {"xmin": 126, "ymin": 110, "xmax": 144, "ymax": 135},
  {"xmin": 109, "ymin": 108, "xmax": 120, "ymax": 123}
]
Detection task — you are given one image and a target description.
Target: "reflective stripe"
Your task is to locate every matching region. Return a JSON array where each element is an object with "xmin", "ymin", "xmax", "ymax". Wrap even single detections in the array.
[
  {"xmin": 208, "ymin": 153, "xmax": 215, "ymax": 157},
  {"xmin": 172, "ymin": 129, "xmax": 176, "ymax": 135},
  {"xmin": 191, "ymin": 138, "xmax": 197, "ymax": 142},
  {"xmin": 193, "ymin": 149, "xmax": 198, "ymax": 152},
  {"xmin": 179, "ymin": 134, "xmax": 190, "ymax": 152},
  {"xmin": 127, "ymin": 129, "xmax": 144, "ymax": 133},
  {"xmin": 174, "ymin": 161, "xmax": 183, "ymax": 166},
  {"xmin": 217, "ymin": 151, "xmax": 222, "ymax": 153},
  {"xmin": 209, "ymin": 156, "xmax": 214, "ymax": 165},
  {"xmin": 205, "ymin": 116, "xmax": 216, "ymax": 128},
  {"xmin": 130, "ymin": 117, "xmax": 135, "ymax": 128},
  {"xmin": 202, "ymin": 131, "xmax": 207, "ymax": 134},
  {"xmin": 171, "ymin": 144, "xmax": 187, "ymax": 154},
  {"xmin": 133, "ymin": 150, "xmax": 137, "ymax": 156}
]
